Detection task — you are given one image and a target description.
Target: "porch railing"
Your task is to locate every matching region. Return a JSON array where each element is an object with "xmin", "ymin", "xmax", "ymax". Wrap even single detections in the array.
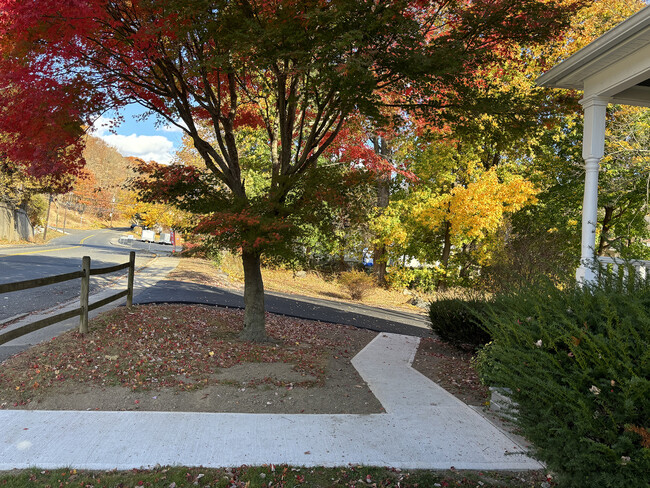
[{"xmin": 596, "ymin": 256, "xmax": 650, "ymax": 280}]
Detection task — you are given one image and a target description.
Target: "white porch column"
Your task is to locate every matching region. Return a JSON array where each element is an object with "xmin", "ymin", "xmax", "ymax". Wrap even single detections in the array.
[{"xmin": 576, "ymin": 96, "xmax": 608, "ymax": 284}]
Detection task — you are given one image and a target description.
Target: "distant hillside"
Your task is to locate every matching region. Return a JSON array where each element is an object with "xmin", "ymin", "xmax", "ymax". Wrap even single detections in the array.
[{"xmin": 82, "ymin": 134, "xmax": 137, "ymax": 193}]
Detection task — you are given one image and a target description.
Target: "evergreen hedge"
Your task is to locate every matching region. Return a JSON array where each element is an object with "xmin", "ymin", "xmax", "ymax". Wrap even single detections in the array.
[
  {"xmin": 475, "ymin": 278, "xmax": 650, "ymax": 487},
  {"xmin": 428, "ymin": 296, "xmax": 492, "ymax": 349}
]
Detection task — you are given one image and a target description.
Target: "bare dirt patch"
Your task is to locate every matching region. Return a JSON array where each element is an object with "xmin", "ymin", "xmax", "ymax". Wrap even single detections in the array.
[
  {"xmin": 20, "ymin": 353, "xmax": 379, "ymax": 414},
  {"xmin": 412, "ymin": 338, "xmax": 489, "ymax": 407},
  {"xmin": 0, "ymin": 304, "xmax": 382, "ymax": 414}
]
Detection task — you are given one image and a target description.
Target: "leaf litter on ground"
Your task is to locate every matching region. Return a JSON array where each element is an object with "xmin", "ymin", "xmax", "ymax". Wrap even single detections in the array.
[{"xmin": 0, "ymin": 304, "xmax": 361, "ymax": 406}]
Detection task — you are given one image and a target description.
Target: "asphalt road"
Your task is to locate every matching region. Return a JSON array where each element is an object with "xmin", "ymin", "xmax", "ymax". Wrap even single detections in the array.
[
  {"xmin": 135, "ymin": 280, "xmax": 432, "ymax": 337},
  {"xmin": 0, "ymin": 228, "xmax": 166, "ymax": 323},
  {"xmin": 1, "ymin": 229, "xmax": 432, "ymax": 363}
]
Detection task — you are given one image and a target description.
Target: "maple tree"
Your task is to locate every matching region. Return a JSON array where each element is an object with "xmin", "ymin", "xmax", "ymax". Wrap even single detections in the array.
[{"xmin": 0, "ymin": 0, "xmax": 582, "ymax": 340}]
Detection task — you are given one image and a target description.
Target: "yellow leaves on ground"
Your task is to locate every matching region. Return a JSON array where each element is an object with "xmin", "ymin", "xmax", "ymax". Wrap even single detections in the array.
[{"xmin": 418, "ymin": 169, "xmax": 538, "ymax": 243}]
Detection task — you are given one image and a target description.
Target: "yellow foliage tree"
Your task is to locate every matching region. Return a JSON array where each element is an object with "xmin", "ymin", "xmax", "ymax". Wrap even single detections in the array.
[
  {"xmin": 421, "ymin": 169, "xmax": 538, "ymax": 244},
  {"xmin": 372, "ymin": 166, "xmax": 538, "ymax": 270},
  {"xmin": 119, "ymin": 190, "xmax": 193, "ymax": 232}
]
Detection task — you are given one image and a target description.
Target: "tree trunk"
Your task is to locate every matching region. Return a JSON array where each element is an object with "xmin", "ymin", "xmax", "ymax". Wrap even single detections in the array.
[
  {"xmin": 43, "ymin": 194, "xmax": 52, "ymax": 241},
  {"xmin": 373, "ymin": 136, "xmax": 391, "ymax": 287},
  {"xmin": 239, "ymin": 250, "xmax": 268, "ymax": 342},
  {"xmin": 597, "ymin": 206, "xmax": 614, "ymax": 256},
  {"xmin": 374, "ymin": 175, "xmax": 390, "ymax": 286},
  {"xmin": 458, "ymin": 243, "xmax": 473, "ymax": 280},
  {"xmin": 436, "ymin": 220, "xmax": 452, "ymax": 291}
]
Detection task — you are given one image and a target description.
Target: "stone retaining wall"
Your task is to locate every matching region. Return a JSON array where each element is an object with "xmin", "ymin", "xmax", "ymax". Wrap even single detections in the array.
[{"xmin": 0, "ymin": 202, "xmax": 34, "ymax": 242}]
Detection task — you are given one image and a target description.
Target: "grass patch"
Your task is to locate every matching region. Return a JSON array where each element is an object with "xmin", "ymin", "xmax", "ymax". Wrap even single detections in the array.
[
  {"xmin": 0, "ymin": 466, "xmax": 554, "ymax": 487},
  {"xmin": 0, "ymin": 304, "xmax": 360, "ymax": 407},
  {"xmin": 199, "ymin": 253, "xmax": 421, "ymax": 311},
  {"xmin": 0, "ymin": 229, "xmax": 65, "ymax": 247}
]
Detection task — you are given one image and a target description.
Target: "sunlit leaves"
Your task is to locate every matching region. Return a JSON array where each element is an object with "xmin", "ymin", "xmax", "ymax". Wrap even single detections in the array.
[
  {"xmin": 373, "ymin": 165, "xmax": 538, "ymax": 260},
  {"xmin": 429, "ymin": 169, "xmax": 538, "ymax": 243}
]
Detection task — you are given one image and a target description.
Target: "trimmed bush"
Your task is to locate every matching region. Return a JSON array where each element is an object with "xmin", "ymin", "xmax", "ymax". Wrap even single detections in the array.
[
  {"xmin": 475, "ymin": 278, "xmax": 650, "ymax": 487},
  {"xmin": 339, "ymin": 270, "xmax": 374, "ymax": 300},
  {"xmin": 428, "ymin": 296, "xmax": 492, "ymax": 349}
]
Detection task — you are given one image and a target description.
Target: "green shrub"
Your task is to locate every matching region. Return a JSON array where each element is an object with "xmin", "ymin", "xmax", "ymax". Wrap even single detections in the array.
[
  {"xmin": 205, "ymin": 247, "xmax": 224, "ymax": 267},
  {"xmin": 386, "ymin": 266, "xmax": 439, "ymax": 292},
  {"xmin": 28, "ymin": 194, "xmax": 49, "ymax": 227},
  {"xmin": 475, "ymin": 278, "xmax": 650, "ymax": 487},
  {"xmin": 428, "ymin": 296, "xmax": 492, "ymax": 349},
  {"xmin": 339, "ymin": 270, "xmax": 374, "ymax": 300}
]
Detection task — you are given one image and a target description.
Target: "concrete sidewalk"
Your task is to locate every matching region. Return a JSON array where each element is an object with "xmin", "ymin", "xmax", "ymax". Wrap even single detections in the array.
[{"xmin": 0, "ymin": 333, "xmax": 542, "ymax": 471}]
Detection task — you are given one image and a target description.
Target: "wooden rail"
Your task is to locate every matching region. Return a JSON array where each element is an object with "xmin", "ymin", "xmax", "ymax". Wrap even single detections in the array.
[{"xmin": 0, "ymin": 251, "xmax": 136, "ymax": 345}]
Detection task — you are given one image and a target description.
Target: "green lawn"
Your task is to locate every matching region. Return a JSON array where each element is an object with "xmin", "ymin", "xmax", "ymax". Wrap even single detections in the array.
[{"xmin": 0, "ymin": 466, "xmax": 553, "ymax": 487}]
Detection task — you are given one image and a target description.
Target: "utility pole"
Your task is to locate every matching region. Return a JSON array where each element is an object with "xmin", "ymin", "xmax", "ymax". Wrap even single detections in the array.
[
  {"xmin": 110, "ymin": 195, "xmax": 115, "ymax": 228},
  {"xmin": 43, "ymin": 194, "xmax": 53, "ymax": 241}
]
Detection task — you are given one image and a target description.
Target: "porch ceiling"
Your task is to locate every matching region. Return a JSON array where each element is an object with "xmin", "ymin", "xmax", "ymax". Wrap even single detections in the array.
[{"xmin": 536, "ymin": 6, "xmax": 650, "ymax": 107}]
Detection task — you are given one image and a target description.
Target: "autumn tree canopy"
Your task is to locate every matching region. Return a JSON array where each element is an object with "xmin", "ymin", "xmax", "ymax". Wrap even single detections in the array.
[{"xmin": 0, "ymin": 0, "xmax": 582, "ymax": 340}]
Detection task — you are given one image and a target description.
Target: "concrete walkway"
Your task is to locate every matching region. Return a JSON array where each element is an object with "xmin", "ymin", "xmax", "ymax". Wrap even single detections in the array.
[{"xmin": 0, "ymin": 333, "xmax": 542, "ymax": 471}]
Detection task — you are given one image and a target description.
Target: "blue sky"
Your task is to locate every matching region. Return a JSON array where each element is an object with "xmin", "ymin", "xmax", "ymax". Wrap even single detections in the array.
[{"xmin": 91, "ymin": 104, "xmax": 184, "ymax": 164}]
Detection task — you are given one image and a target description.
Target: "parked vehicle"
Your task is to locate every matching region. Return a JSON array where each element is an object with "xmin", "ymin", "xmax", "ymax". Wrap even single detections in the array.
[{"xmin": 141, "ymin": 229, "xmax": 155, "ymax": 243}]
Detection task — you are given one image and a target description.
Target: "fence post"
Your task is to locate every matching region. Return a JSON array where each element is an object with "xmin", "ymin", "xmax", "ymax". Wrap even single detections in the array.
[
  {"xmin": 79, "ymin": 256, "xmax": 91, "ymax": 334},
  {"xmin": 126, "ymin": 251, "xmax": 136, "ymax": 307}
]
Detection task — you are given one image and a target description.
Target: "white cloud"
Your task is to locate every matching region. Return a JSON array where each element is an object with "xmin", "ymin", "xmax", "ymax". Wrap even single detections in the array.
[
  {"xmin": 90, "ymin": 116, "xmax": 175, "ymax": 164},
  {"xmin": 100, "ymin": 133, "xmax": 175, "ymax": 164},
  {"xmin": 90, "ymin": 115, "xmax": 114, "ymax": 138}
]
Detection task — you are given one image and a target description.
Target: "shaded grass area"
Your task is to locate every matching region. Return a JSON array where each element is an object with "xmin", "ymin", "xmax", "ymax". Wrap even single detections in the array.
[
  {"xmin": 194, "ymin": 254, "xmax": 424, "ymax": 312},
  {"xmin": 0, "ymin": 304, "xmax": 361, "ymax": 407},
  {"xmin": 0, "ymin": 466, "xmax": 555, "ymax": 487}
]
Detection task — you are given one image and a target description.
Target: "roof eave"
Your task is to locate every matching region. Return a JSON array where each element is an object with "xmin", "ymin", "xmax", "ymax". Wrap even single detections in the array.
[{"xmin": 536, "ymin": 6, "xmax": 650, "ymax": 89}]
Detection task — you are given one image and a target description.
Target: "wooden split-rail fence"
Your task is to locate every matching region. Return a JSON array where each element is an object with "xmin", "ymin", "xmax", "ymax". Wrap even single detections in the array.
[{"xmin": 0, "ymin": 251, "xmax": 136, "ymax": 345}]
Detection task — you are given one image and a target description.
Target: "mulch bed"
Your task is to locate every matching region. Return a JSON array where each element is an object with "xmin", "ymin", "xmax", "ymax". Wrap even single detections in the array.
[{"xmin": 412, "ymin": 338, "xmax": 489, "ymax": 406}]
